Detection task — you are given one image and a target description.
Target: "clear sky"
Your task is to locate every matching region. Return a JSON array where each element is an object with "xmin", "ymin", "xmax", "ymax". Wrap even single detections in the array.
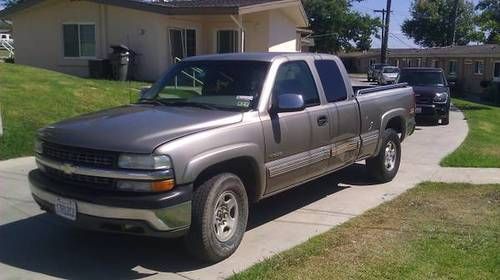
[{"xmin": 351, "ymin": 0, "xmax": 480, "ymax": 49}]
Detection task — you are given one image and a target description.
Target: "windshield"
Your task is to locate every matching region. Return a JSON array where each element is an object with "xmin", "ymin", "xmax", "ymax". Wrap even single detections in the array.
[
  {"xmin": 141, "ymin": 61, "xmax": 270, "ymax": 111},
  {"xmin": 383, "ymin": 67, "xmax": 399, "ymax": 73},
  {"xmin": 397, "ymin": 71, "xmax": 445, "ymax": 86}
]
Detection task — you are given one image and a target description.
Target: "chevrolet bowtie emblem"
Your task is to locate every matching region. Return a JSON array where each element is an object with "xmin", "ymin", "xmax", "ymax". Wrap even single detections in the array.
[{"xmin": 62, "ymin": 163, "xmax": 75, "ymax": 175}]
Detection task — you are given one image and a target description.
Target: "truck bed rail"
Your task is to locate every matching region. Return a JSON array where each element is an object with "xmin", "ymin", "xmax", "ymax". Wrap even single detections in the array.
[{"xmin": 355, "ymin": 83, "xmax": 409, "ymax": 96}]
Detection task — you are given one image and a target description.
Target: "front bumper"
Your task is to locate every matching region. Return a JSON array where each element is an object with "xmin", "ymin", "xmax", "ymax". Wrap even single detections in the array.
[
  {"xmin": 416, "ymin": 103, "xmax": 448, "ymax": 118},
  {"xmin": 29, "ymin": 169, "xmax": 192, "ymax": 237}
]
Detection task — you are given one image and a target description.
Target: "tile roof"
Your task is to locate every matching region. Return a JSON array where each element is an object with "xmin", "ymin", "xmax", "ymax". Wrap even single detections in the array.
[{"xmin": 144, "ymin": 0, "xmax": 286, "ymax": 8}]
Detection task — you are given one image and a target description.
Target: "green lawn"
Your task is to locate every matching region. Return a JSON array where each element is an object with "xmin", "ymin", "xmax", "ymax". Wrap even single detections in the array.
[
  {"xmin": 441, "ymin": 98, "xmax": 500, "ymax": 168},
  {"xmin": 231, "ymin": 182, "xmax": 500, "ymax": 280},
  {"xmin": 0, "ymin": 63, "xmax": 146, "ymax": 160}
]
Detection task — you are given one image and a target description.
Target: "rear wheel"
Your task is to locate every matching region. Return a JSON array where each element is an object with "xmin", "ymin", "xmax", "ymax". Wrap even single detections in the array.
[
  {"xmin": 366, "ymin": 129, "xmax": 401, "ymax": 183},
  {"xmin": 185, "ymin": 173, "xmax": 248, "ymax": 263}
]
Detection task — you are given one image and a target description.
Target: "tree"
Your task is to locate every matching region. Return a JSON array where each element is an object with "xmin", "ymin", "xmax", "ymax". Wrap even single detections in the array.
[
  {"xmin": 402, "ymin": 0, "xmax": 482, "ymax": 47},
  {"xmin": 303, "ymin": 0, "xmax": 381, "ymax": 53},
  {"xmin": 475, "ymin": 0, "xmax": 500, "ymax": 44}
]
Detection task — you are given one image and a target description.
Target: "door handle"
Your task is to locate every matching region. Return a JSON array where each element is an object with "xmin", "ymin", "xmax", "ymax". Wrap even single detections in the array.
[{"xmin": 317, "ymin": 116, "xmax": 328, "ymax": 126}]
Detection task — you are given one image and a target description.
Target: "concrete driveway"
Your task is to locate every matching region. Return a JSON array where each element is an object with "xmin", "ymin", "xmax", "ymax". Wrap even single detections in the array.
[{"xmin": 0, "ymin": 110, "xmax": 468, "ymax": 280}]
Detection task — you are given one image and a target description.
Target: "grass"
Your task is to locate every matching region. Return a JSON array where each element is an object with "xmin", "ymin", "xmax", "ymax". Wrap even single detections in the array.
[
  {"xmin": 231, "ymin": 182, "xmax": 500, "ymax": 280},
  {"xmin": 441, "ymin": 98, "xmax": 500, "ymax": 168},
  {"xmin": 0, "ymin": 63, "xmax": 147, "ymax": 160}
]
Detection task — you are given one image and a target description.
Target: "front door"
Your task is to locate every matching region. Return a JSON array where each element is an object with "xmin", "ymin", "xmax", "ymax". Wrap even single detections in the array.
[
  {"xmin": 169, "ymin": 28, "xmax": 196, "ymax": 64},
  {"xmin": 263, "ymin": 60, "xmax": 330, "ymax": 194}
]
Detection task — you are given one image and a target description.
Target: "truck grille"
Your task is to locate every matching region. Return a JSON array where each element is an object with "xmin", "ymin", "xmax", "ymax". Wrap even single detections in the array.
[
  {"xmin": 416, "ymin": 95, "xmax": 433, "ymax": 104},
  {"xmin": 43, "ymin": 142, "xmax": 117, "ymax": 168},
  {"xmin": 44, "ymin": 166, "xmax": 115, "ymax": 189}
]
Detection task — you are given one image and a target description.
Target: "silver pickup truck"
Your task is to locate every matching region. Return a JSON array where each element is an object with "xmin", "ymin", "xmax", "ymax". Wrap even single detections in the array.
[{"xmin": 29, "ymin": 53, "xmax": 415, "ymax": 262}]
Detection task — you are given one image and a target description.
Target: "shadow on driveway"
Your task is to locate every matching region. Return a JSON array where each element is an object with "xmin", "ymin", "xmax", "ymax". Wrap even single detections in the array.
[{"xmin": 0, "ymin": 164, "xmax": 372, "ymax": 279}]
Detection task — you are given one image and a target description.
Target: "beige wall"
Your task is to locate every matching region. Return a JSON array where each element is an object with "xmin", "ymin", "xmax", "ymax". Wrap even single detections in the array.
[{"xmin": 11, "ymin": 0, "xmax": 301, "ymax": 81}]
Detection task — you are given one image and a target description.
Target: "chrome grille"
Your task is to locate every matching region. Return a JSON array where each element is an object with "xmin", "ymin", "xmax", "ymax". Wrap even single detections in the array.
[{"xmin": 42, "ymin": 142, "xmax": 116, "ymax": 168}]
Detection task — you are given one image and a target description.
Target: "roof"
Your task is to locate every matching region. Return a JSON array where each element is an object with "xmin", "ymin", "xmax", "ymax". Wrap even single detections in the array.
[
  {"xmin": 340, "ymin": 44, "xmax": 500, "ymax": 58},
  {"xmin": 0, "ymin": 0, "xmax": 308, "ymax": 25}
]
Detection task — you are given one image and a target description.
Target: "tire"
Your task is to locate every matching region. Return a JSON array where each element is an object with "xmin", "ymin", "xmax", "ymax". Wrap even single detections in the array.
[
  {"xmin": 184, "ymin": 173, "xmax": 249, "ymax": 263},
  {"xmin": 441, "ymin": 112, "xmax": 450, "ymax": 125},
  {"xmin": 366, "ymin": 129, "xmax": 401, "ymax": 183}
]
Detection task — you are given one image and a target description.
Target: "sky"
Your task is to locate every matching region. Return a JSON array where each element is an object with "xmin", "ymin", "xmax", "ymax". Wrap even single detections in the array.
[{"xmin": 351, "ymin": 0, "xmax": 480, "ymax": 49}]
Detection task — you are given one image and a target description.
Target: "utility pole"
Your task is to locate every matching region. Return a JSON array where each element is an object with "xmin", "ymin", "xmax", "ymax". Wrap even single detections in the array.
[
  {"xmin": 374, "ymin": 8, "xmax": 387, "ymax": 62},
  {"xmin": 381, "ymin": 0, "xmax": 392, "ymax": 64},
  {"xmin": 451, "ymin": 0, "xmax": 460, "ymax": 46}
]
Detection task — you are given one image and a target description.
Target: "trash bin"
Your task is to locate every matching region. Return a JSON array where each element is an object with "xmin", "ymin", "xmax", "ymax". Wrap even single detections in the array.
[
  {"xmin": 88, "ymin": 59, "xmax": 111, "ymax": 79},
  {"xmin": 109, "ymin": 45, "xmax": 135, "ymax": 81}
]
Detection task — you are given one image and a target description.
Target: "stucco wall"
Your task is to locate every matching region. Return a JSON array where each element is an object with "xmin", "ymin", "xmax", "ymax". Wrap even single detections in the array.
[
  {"xmin": 268, "ymin": 10, "xmax": 298, "ymax": 52},
  {"xmin": 10, "ymin": 0, "xmax": 301, "ymax": 80}
]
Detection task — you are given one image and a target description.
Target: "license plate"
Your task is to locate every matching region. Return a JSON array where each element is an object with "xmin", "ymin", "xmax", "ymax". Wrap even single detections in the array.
[
  {"xmin": 416, "ymin": 107, "xmax": 422, "ymax": 114},
  {"xmin": 55, "ymin": 197, "xmax": 77, "ymax": 221}
]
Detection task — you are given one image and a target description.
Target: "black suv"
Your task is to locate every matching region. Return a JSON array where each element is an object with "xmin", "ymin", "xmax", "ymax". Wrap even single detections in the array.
[{"xmin": 396, "ymin": 68, "xmax": 451, "ymax": 125}]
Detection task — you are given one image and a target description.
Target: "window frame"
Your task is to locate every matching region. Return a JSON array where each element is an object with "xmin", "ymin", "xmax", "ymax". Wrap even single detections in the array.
[
  {"xmin": 62, "ymin": 22, "xmax": 97, "ymax": 59},
  {"xmin": 448, "ymin": 60, "xmax": 457, "ymax": 76},
  {"xmin": 494, "ymin": 61, "xmax": 500, "ymax": 81},
  {"xmin": 474, "ymin": 60, "xmax": 484, "ymax": 75},
  {"xmin": 215, "ymin": 29, "xmax": 239, "ymax": 54},
  {"xmin": 273, "ymin": 60, "xmax": 321, "ymax": 108}
]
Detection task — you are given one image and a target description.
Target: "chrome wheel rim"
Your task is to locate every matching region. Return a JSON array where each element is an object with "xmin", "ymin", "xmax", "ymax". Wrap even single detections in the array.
[
  {"xmin": 213, "ymin": 191, "xmax": 239, "ymax": 242},
  {"xmin": 384, "ymin": 141, "xmax": 397, "ymax": 171}
]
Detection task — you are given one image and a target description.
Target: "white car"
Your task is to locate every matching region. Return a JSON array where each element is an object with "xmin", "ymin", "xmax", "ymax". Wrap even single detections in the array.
[{"xmin": 378, "ymin": 66, "xmax": 400, "ymax": 85}]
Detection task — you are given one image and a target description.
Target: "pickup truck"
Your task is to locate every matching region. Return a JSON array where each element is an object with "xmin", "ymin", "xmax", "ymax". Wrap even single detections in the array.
[{"xmin": 29, "ymin": 53, "xmax": 416, "ymax": 262}]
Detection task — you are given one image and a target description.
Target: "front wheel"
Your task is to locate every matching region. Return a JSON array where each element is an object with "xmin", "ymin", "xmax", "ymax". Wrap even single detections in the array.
[
  {"xmin": 184, "ymin": 173, "xmax": 248, "ymax": 263},
  {"xmin": 366, "ymin": 129, "xmax": 401, "ymax": 183}
]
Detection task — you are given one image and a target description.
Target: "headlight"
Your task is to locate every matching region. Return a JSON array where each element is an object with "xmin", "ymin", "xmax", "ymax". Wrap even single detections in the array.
[
  {"xmin": 433, "ymin": 92, "xmax": 448, "ymax": 103},
  {"xmin": 116, "ymin": 179, "xmax": 175, "ymax": 192},
  {"xmin": 34, "ymin": 139, "xmax": 43, "ymax": 154},
  {"xmin": 118, "ymin": 154, "xmax": 172, "ymax": 170}
]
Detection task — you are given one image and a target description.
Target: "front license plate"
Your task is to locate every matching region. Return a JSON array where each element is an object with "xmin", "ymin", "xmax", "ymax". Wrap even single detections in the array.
[
  {"xmin": 416, "ymin": 107, "xmax": 422, "ymax": 114},
  {"xmin": 55, "ymin": 197, "xmax": 77, "ymax": 221}
]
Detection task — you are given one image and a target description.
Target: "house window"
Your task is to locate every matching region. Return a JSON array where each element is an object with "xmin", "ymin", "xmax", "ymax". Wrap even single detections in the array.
[
  {"xmin": 494, "ymin": 62, "xmax": 500, "ymax": 81},
  {"xmin": 417, "ymin": 58, "xmax": 422, "ymax": 67},
  {"xmin": 169, "ymin": 28, "xmax": 196, "ymax": 63},
  {"xmin": 63, "ymin": 23, "xmax": 96, "ymax": 58},
  {"xmin": 217, "ymin": 30, "xmax": 238, "ymax": 53},
  {"xmin": 474, "ymin": 61, "xmax": 484, "ymax": 75},
  {"xmin": 448, "ymin": 60, "xmax": 457, "ymax": 76}
]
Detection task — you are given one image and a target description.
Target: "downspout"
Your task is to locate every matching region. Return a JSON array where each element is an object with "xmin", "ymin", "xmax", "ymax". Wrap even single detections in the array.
[{"xmin": 230, "ymin": 15, "xmax": 245, "ymax": 52}]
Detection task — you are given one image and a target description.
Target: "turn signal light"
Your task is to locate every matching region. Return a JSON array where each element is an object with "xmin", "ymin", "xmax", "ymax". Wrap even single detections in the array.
[{"xmin": 152, "ymin": 179, "xmax": 176, "ymax": 192}]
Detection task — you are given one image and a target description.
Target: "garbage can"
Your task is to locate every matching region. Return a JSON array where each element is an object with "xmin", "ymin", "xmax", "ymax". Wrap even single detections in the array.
[{"xmin": 110, "ymin": 45, "xmax": 134, "ymax": 81}]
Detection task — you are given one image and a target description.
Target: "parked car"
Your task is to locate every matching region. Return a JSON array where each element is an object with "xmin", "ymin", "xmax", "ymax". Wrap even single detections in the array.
[
  {"xmin": 396, "ymin": 68, "xmax": 451, "ymax": 125},
  {"xmin": 377, "ymin": 66, "xmax": 400, "ymax": 85},
  {"xmin": 367, "ymin": 63, "xmax": 389, "ymax": 82},
  {"xmin": 29, "ymin": 53, "xmax": 416, "ymax": 263}
]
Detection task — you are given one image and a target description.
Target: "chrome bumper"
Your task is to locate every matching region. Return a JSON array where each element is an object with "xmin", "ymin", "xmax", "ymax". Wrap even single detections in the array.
[{"xmin": 30, "ymin": 182, "xmax": 191, "ymax": 232}]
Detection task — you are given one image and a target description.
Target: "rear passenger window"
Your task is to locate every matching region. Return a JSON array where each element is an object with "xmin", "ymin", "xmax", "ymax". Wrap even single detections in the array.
[
  {"xmin": 315, "ymin": 60, "xmax": 348, "ymax": 102},
  {"xmin": 273, "ymin": 61, "xmax": 320, "ymax": 107}
]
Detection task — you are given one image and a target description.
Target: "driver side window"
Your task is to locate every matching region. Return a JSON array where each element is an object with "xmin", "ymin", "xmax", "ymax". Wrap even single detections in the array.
[{"xmin": 273, "ymin": 61, "xmax": 320, "ymax": 107}]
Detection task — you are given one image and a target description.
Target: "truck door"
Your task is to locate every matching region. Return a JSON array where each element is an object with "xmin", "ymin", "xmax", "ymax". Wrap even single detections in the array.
[
  {"xmin": 314, "ymin": 59, "xmax": 361, "ymax": 170},
  {"xmin": 262, "ymin": 60, "xmax": 330, "ymax": 194}
]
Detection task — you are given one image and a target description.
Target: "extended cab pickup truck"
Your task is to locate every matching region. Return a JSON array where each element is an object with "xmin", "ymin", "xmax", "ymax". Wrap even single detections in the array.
[{"xmin": 30, "ymin": 53, "xmax": 415, "ymax": 262}]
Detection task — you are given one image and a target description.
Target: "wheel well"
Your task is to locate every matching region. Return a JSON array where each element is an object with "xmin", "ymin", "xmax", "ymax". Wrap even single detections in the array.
[
  {"xmin": 385, "ymin": 117, "xmax": 405, "ymax": 141},
  {"xmin": 193, "ymin": 157, "xmax": 261, "ymax": 203}
]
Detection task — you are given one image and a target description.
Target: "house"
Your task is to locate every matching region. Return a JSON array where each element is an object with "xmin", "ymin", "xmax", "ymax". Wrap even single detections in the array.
[
  {"xmin": 340, "ymin": 45, "xmax": 500, "ymax": 95},
  {"xmin": 0, "ymin": 0, "xmax": 308, "ymax": 81}
]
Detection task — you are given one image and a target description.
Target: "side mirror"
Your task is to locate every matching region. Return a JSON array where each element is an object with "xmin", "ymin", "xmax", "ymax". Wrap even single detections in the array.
[{"xmin": 275, "ymin": 94, "xmax": 305, "ymax": 113}]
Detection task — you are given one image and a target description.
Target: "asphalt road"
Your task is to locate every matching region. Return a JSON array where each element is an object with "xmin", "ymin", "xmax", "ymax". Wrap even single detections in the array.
[{"xmin": 0, "ymin": 80, "xmax": 469, "ymax": 280}]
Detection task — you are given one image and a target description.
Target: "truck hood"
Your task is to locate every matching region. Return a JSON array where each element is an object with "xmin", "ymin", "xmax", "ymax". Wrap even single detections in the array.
[
  {"xmin": 412, "ymin": 85, "xmax": 449, "ymax": 96},
  {"xmin": 38, "ymin": 104, "xmax": 243, "ymax": 153}
]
